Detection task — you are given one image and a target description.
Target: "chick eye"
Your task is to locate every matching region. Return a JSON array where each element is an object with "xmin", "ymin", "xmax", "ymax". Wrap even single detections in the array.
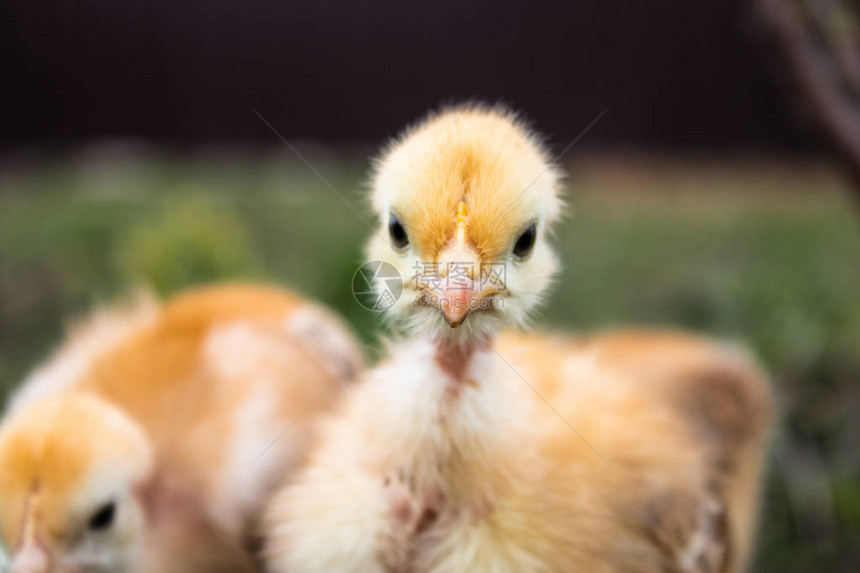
[
  {"xmin": 513, "ymin": 223, "xmax": 537, "ymax": 259},
  {"xmin": 388, "ymin": 213, "xmax": 409, "ymax": 250},
  {"xmin": 88, "ymin": 501, "xmax": 116, "ymax": 531}
]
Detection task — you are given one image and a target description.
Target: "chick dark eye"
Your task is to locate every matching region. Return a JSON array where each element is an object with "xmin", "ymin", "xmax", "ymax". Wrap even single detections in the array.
[
  {"xmin": 513, "ymin": 223, "xmax": 537, "ymax": 259},
  {"xmin": 388, "ymin": 213, "xmax": 409, "ymax": 250},
  {"xmin": 88, "ymin": 501, "xmax": 116, "ymax": 531}
]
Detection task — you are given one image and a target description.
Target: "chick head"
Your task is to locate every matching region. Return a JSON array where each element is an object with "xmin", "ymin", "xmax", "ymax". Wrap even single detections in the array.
[
  {"xmin": 0, "ymin": 394, "xmax": 153, "ymax": 573},
  {"xmin": 366, "ymin": 104, "xmax": 563, "ymax": 344}
]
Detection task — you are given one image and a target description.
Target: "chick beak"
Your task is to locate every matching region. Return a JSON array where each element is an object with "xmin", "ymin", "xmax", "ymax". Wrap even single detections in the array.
[
  {"xmin": 436, "ymin": 201, "xmax": 480, "ymax": 328},
  {"xmin": 11, "ymin": 497, "xmax": 51, "ymax": 573},
  {"xmin": 439, "ymin": 283, "xmax": 475, "ymax": 327},
  {"xmin": 11, "ymin": 540, "xmax": 50, "ymax": 573}
]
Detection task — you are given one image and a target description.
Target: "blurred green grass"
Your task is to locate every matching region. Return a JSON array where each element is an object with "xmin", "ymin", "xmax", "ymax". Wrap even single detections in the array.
[{"xmin": 0, "ymin": 147, "xmax": 858, "ymax": 571}]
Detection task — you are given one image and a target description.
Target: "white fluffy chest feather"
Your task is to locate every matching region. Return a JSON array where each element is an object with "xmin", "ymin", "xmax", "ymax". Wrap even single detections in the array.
[{"xmin": 349, "ymin": 337, "xmax": 539, "ymax": 500}]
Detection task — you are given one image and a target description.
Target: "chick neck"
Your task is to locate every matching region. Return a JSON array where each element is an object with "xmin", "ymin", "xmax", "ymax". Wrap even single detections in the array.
[
  {"xmin": 432, "ymin": 333, "xmax": 491, "ymax": 382},
  {"xmin": 375, "ymin": 331, "xmax": 534, "ymax": 514}
]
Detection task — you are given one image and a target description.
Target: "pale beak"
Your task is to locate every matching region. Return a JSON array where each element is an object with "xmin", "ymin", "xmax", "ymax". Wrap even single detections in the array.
[
  {"xmin": 439, "ymin": 282, "xmax": 475, "ymax": 327},
  {"xmin": 435, "ymin": 227, "xmax": 480, "ymax": 328},
  {"xmin": 11, "ymin": 541, "xmax": 50, "ymax": 573},
  {"xmin": 12, "ymin": 495, "xmax": 51, "ymax": 573},
  {"xmin": 429, "ymin": 200, "xmax": 502, "ymax": 328}
]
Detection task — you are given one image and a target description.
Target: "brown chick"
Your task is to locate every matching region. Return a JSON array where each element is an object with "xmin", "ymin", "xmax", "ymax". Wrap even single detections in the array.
[
  {"xmin": 263, "ymin": 105, "xmax": 773, "ymax": 573},
  {"xmin": 0, "ymin": 283, "xmax": 364, "ymax": 573}
]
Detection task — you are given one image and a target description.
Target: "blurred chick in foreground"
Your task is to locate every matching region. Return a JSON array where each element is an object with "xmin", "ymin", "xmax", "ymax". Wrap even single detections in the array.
[
  {"xmin": 0, "ymin": 283, "xmax": 363, "ymax": 573},
  {"xmin": 264, "ymin": 106, "xmax": 773, "ymax": 572}
]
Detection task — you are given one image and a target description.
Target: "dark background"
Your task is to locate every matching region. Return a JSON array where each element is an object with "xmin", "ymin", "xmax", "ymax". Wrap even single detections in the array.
[
  {"xmin": 2, "ymin": 3, "xmax": 859, "ymax": 572},
  {"xmin": 3, "ymin": 0, "xmax": 807, "ymax": 150}
]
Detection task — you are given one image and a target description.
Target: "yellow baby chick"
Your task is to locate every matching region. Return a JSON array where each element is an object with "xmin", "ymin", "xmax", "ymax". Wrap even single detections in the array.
[
  {"xmin": 0, "ymin": 283, "xmax": 363, "ymax": 573},
  {"xmin": 263, "ymin": 106, "xmax": 772, "ymax": 573}
]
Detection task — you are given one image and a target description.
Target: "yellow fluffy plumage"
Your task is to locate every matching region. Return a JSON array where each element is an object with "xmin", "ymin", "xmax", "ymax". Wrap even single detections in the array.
[
  {"xmin": 265, "ymin": 329, "xmax": 771, "ymax": 573},
  {"xmin": 371, "ymin": 105, "xmax": 562, "ymax": 262},
  {"xmin": 264, "ymin": 106, "xmax": 773, "ymax": 573},
  {"xmin": 366, "ymin": 104, "xmax": 563, "ymax": 342},
  {"xmin": 0, "ymin": 283, "xmax": 364, "ymax": 573}
]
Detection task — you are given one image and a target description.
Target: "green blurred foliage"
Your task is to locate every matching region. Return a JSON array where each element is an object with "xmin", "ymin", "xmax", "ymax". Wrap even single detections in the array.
[
  {"xmin": 0, "ymin": 149, "xmax": 857, "ymax": 571},
  {"xmin": 116, "ymin": 191, "xmax": 262, "ymax": 295}
]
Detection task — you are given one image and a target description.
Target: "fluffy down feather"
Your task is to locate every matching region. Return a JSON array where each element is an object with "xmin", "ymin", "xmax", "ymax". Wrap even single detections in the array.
[
  {"xmin": 264, "ymin": 329, "xmax": 772, "ymax": 573},
  {"xmin": 265, "ymin": 106, "xmax": 772, "ymax": 573},
  {"xmin": 0, "ymin": 283, "xmax": 363, "ymax": 573}
]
